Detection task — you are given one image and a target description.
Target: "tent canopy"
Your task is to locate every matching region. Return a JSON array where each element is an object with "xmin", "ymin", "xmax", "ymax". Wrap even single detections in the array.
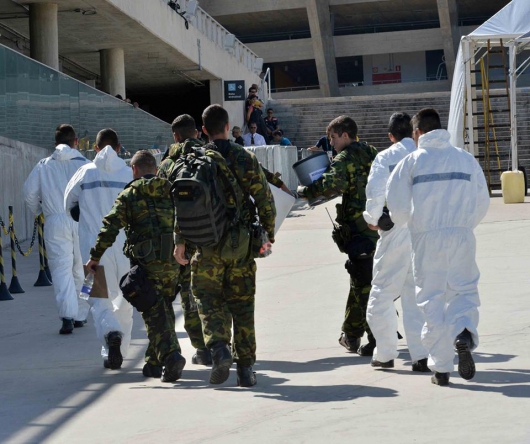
[{"xmin": 448, "ymin": 0, "xmax": 530, "ymax": 149}]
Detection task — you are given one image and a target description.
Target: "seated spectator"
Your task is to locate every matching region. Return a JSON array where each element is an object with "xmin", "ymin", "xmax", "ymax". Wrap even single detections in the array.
[
  {"xmin": 264, "ymin": 108, "xmax": 279, "ymax": 137},
  {"xmin": 232, "ymin": 126, "xmax": 245, "ymax": 145},
  {"xmin": 242, "ymin": 123, "xmax": 266, "ymax": 146},
  {"xmin": 272, "ymin": 130, "xmax": 292, "ymax": 146}
]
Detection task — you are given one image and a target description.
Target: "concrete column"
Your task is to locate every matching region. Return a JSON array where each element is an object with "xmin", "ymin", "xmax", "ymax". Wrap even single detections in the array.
[
  {"xmin": 100, "ymin": 48, "xmax": 126, "ymax": 99},
  {"xmin": 437, "ymin": 0, "xmax": 459, "ymax": 82},
  {"xmin": 307, "ymin": 0, "xmax": 340, "ymax": 97},
  {"xmin": 209, "ymin": 79, "xmax": 223, "ymax": 105},
  {"xmin": 29, "ymin": 3, "xmax": 59, "ymax": 70}
]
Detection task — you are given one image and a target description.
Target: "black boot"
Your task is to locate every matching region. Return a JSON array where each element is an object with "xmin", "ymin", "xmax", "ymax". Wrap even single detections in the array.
[
  {"xmin": 358, "ymin": 340, "xmax": 376, "ymax": 356},
  {"xmin": 59, "ymin": 318, "xmax": 74, "ymax": 335},
  {"xmin": 338, "ymin": 332, "xmax": 361, "ymax": 352},
  {"xmin": 209, "ymin": 342, "xmax": 233, "ymax": 385},
  {"xmin": 161, "ymin": 351, "xmax": 186, "ymax": 382},
  {"xmin": 73, "ymin": 319, "xmax": 87, "ymax": 328},
  {"xmin": 192, "ymin": 348, "xmax": 213, "ymax": 366},
  {"xmin": 412, "ymin": 358, "xmax": 430, "ymax": 373},
  {"xmin": 106, "ymin": 331, "xmax": 123, "ymax": 370},
  {"xmin": 237, "ymin": 365, "xmax": 257, "ymax": 387},
  {"xmin": 455, "ymin": 329, "xmax": 476, "ymax": 380},
  {"xmin": 142, "ymin": 363, "xmax": 163, "ymax": 378},
  {"xmin": 371, "ymin": 358, "xmax": 394, "ymax": 368},
  {"xmin": 431, "ymin": 372, "xmax": 450, "ymax": 386}
]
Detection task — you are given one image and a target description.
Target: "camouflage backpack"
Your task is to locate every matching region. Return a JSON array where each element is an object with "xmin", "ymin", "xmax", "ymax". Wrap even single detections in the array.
[{"xmin": 169, "ymin": 143, "xmax": 243, "ymax": 248}]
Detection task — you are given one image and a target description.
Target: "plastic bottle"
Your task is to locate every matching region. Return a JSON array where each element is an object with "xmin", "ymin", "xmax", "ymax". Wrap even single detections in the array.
[{"xmin": 79, "ymin": 273, "xmax": 94, "ymax": 300}]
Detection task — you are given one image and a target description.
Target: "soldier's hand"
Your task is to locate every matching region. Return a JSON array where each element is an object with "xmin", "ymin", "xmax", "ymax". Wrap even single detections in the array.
[
  {"xmin": 85, "ymin": 259, "xmax": 99, "ymax": 274},
  {"xmin": 367, "ymin": 223, "xmax": 380, "ymax": 231},
  {"xmin": 296, "ymin": 186, "xmax": 307, "ymax": 199},
  {"xmin": 173, "ymin": 244, "xmax": 189, "ymax": 265}
]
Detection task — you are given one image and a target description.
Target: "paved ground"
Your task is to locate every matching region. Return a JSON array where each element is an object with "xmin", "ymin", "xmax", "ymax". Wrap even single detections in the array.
[{"xmin": 1, "ymin": 194, "xmax": 529, "ymax": 444}]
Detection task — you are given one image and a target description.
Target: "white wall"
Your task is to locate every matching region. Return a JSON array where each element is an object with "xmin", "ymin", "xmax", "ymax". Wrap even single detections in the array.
[{"xmin": 0, "ymin": 136, "xmax": 52, "ymax": 241}]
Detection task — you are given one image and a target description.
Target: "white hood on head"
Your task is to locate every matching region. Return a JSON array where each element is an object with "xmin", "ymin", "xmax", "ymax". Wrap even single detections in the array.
[
  {"xmin": 51, "ymin": 144, "xmax": 84, "ymax": 161},
  {"xmin": 94, "ymin": 146, "xmax": 127, "ymax": 172}
]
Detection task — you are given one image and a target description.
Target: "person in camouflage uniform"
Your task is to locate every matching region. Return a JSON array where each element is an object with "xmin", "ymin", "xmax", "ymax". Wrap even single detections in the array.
[
  {"xmin": 158, "ymin": 114, "xmax": 213, "ymax": 366},
  {"xmin": 298, "ymin": 116, "xmax": 379, "ymax": 356},
  {"xmin": 86, "ymin": 150, "xmax": 186, "ymax": 383},
  {"xmin": 174, "ymin": 104, "xmax": 276, "ymax": 387}
]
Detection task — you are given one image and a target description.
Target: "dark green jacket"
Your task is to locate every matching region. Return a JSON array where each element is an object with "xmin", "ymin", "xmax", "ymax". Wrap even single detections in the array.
[{"xmin": 90, "ymin": 175, "xmax": 175, "ymax": 262}]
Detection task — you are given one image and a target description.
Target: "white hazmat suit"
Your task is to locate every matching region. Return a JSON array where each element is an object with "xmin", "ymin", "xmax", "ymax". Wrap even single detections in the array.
[
  {"xmin": 23, "ymin": 144, "xmax": 90, "ymax": 321},
  {"xmin": 363, "ymin": 137, "xmax": 428, "ymax": 364},
  {"xmin": 386, "ymin": 129, "xmax": 490, "ymax": 373},
  {"xmin": 64, "ymin": 146, "xmax": 134, "ymax": 360}
]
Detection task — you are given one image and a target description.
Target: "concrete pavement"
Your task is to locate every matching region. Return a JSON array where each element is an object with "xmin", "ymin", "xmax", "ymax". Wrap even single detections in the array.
[{"xmin": 0, "ymin": 195, "xmax": 529, "ymax": 444}]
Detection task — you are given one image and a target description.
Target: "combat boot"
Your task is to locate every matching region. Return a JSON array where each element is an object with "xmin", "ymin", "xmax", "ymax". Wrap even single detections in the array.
[
  {"xmin": 412, "ymin": 358, "xmax": 430, "ymax": 372},
  {"xmin": 106, "ymin": 331, "xmax": 123, "ymax": 370},
  {"xmin": 237, "ymin": 365, "xmax": 257, "ymax": 387},
  {"xmin": 358, "ymin": 340, "xmax": 376, "ymax": 357},
  {"xmin": 161, "ymin": 351, "xmax": 186, "ymax": 382},
  {"xmin": 192, "ymin": 348, "xmax": 213, "ymax": 366},
  {"xmin": 431, "ymin": 372, "xmax": 450, "ymax": 386},
  {"xmin": 142, "ymin": 363, "xmax": 163, "ymax": 378},
  {"xmin": 371, "ymin": 358, "xmax": 394, "ymax": 368},
  {"xmin": 338, "ymin": 332, "xmax": 361, "ymax": 352},
  {"xmin": 455, "ymin": 329, "xmax": 476, "ymax": 380},
  {"xmin": 59, "ymin": 318, "xmax": 74, "ymax": 335},
  {"xmin": 73, "ymin": 319, "xmax": 87, "ymax": 328},
  {"xmin": 209, "ymin": 342, "xmax": 233, "ymax": 385}
]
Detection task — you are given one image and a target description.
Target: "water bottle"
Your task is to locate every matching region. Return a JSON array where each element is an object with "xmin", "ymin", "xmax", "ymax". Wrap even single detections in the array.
[{"xmin": 79, "ymin": 273, "xmax": 94, "ymax": 300}]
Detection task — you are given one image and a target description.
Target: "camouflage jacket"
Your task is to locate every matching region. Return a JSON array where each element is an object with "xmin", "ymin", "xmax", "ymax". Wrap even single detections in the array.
[
  {"xmin": 90, "ymin": 175, "xmax": 175, "ymax": 262},
  {"xmin": 157, "ymin": 138, "xmax": 204, "ymax": 179},
  {"xmin": 174, "ymin": 139, "xmax": 277, "ymax": 243},
  {"xmin": 304, "ymin": 141, "xmax": 378, "ymax": 233},
  {"xmin": 261, "ymin": 165, "xmax": 284, "ymax": 189}
]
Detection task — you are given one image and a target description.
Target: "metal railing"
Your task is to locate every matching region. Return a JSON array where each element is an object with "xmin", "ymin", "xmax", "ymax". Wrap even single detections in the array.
[{"xmin": 176, "ymin": 0, "xmax": 260, "ymax": 73}]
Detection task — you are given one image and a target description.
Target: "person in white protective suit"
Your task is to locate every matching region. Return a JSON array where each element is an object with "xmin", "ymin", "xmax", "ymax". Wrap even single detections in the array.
[
  {"xmin": 363, "ymin": 112, "xmax": 429, "ymax": 371},
  {"xmin": 386, "ymin": 108, "xmax": 490, "ymax": 386},
  {"xmin": 64, "ymin": 128, "xmax": 134, "ymax": 370},
  {"xmin": 23, "ymin": 124, "xmax": 91, "ymax": 334}
]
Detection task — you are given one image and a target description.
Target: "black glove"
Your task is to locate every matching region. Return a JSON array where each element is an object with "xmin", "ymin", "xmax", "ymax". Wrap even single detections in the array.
[
  {"xmin": 345, "ymin": 235, "xmax": 374, "ymax": 260},
  {"xmin": 70, "ymin": 204, "xmax": 80, "ymax": 222},
  {"xmin": 377, "ymin": 206, "xmax": 394, "ymax": 231}
]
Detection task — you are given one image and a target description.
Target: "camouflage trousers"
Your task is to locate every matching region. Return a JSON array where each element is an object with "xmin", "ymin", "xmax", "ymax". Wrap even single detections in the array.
[
  {"xmin": 143, "ymin": 262, "xmax": 181, "ymax": 366},
  {"xmin": 179, "ymin": 262, "xmax": 206, "ymax": 350},
  {"xmin": 191, "ymin": 251, "xmax": 256, "ymax": 367},
  {"xmin": 343, "ymin": 256, "xmax": 375, "ymax": 343}
]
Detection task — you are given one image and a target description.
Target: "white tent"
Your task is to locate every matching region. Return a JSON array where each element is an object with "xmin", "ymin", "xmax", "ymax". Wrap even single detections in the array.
[{"xmin": 447, "ymin": 0, "xmax": 530, "ymax": 171}]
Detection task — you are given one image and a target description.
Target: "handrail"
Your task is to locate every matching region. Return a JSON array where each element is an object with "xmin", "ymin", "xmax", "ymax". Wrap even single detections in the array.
[
  {"xmin": 261, "ymin": 67, "xmax": 272, "ymax": 102},
  {"xmin": 176, "ymin": 0, "xmax": 260, "ymax": 73}
]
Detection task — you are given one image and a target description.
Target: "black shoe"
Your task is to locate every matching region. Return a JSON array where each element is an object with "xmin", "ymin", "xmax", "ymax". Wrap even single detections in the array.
[
  {"xmin": 103, "ymin": 359, "xmax": 110, "ymax": 369},
  {"xmin": 338, "ymin": 333, "xmax": 361, "ymax": 352},
  {"xmin": 73, "ymin": 319, "xmax": 87, "ymax": 328},
  {"xmin": 371, "ymin": 358, "xmax": 394, "ymax": 368},
  {"xmin": 106, "ymin": 331, "xmax": 123, "ymax": 370},
  {"xmin": 431, "ymin": 372, "xmax": 450, "ymax": 386},
  {"xmin": 412, "ymin": 358, "xmax": 431, "ymax": 373},
  {"xmin": 209, "ymin": 343, "xmax": 233, "ymax": 385},
  {"xmin": 161, "ymin": 351, "xmax": 186, "ymax": 382},
  {"xmin": 192, "ymin": 348, "xmax": 213, "ymax": 366},
  {"xmin": 358, "ymin": 341, "xmax": 376, "ymax": 356},
  {"xmin": 142, "ymin": 363, "xmax": 163, "ymax": 378},
  {"xmin": 237, "ymin": 365, "xmax": 257, "ymax": 387},
  {"xmin": 59, "ymin": 318, "xmax": 74, "ymax": 334},
  {"xmin": 455, "ymin": 329, "xmax": 476, "ymax": 380}
]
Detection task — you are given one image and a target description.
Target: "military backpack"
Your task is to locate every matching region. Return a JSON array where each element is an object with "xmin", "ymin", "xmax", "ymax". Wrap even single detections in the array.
[{"xmin": 168, "ymin": 143, "xmax": 243, "ymax": 248}]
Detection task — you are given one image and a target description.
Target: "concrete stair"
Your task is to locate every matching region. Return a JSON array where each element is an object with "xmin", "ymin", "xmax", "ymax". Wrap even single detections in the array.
[{"xmin": 270, "ymin": 91, "xmax": 530, "ymax": 189}]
